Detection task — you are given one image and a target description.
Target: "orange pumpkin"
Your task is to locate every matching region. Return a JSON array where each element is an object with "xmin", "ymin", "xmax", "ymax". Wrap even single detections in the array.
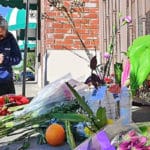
[{"xmin": 45, "ymin": 123, "xmax": 65, "ymax": 146}]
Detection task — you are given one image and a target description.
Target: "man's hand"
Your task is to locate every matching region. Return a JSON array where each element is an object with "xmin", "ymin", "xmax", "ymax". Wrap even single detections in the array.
[{"xmin": 0, "ymin": 54, "xmax": 4, "ymax": 64}]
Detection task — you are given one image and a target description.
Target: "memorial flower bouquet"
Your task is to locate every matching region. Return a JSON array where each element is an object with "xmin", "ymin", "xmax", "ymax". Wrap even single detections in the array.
[
  {"xmin": 0, "ymin": 74, "xmax": 110, "ymax": 150},
  {"xmin": 75, "ymin": 120, "xmax": 150, "ymax": 150},
  {"xmin": 113, "ymin": 122, "xmax": 150, "ymax": 150}
]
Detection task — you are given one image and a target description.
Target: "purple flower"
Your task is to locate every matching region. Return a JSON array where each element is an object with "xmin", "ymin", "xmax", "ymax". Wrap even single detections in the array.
[
  {"xmin": 104, "ymin": 52, "xmax": 110, "ymax": 59},
  {"xmin": 122, "ymin": 16, "xmax": 132, "ymax": 24}
]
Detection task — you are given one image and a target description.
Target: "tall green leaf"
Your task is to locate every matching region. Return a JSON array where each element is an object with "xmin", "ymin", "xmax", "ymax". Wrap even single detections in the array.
[
  {"xmin": 52, "ymin": 113, "xmax": 90, "ymax": 122},
  {"xmin": 114, "ymin": 63, "xmax": 123, "ymax": 85},
  {"xmin": 66, "ymin": 82, "xmax": 93, "ymax": 116},
  {"xmin": 65, "ymin": 121, "xmax": 76, "ymax": 150}
]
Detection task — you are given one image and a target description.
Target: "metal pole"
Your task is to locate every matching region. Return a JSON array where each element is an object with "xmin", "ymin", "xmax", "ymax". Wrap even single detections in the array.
[{"xmin": 22, "ymin": 0, "xmax": 29, "ymax": 96}]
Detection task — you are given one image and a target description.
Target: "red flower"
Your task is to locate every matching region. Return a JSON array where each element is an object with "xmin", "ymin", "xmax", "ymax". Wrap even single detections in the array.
[
  {"xmin": 0, "ymin": 107, "xmax": 10, "ymax": 116},
  {"xmin": 18, "ymin": 96, "xmax": 29, "ymax": 105},
  {"xmin": 0, "ymin": 95, "xmax": 30, "ymax": 116},
  {"xmin": 0, "ymin": 96, "xmax": 5, "ymax": 106},
  {"xmin": 109, "ymin": 84, "xmax": 121, "ymax": 94},
  {"xmin": 104, "ymin": 77, "xmax": 113, "ymax": 84},
  {"xmin": 7, "ymin": 95, "xmax": 29, "ymax": 105}
]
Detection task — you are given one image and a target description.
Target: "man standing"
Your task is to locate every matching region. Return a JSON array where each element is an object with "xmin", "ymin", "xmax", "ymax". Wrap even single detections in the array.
[{"xmin": 0, "ymin": 16, "xmax": 21, "ymax": 96}]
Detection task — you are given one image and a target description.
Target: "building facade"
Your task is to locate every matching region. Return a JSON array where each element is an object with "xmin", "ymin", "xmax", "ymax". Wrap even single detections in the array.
[
  {"xmin": 39, "ymin": 0, "xmax": 100, "ymax": 86},
  {"xmin": 99, "ymin": 0, "xmax": 150, "ymax": 64},
  {"xmin": 38, "ymin": 0, "xmax": 150, "ymax": 87}
]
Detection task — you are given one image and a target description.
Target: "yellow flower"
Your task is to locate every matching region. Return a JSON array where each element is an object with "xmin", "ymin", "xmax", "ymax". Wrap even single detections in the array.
[
  {"xmin": 107, "ymin": 119, "xmax": 114, "ymax": 125},
  {"xmin": 84, "ymin": 127, "xmax": 94, "ymax": 137}
]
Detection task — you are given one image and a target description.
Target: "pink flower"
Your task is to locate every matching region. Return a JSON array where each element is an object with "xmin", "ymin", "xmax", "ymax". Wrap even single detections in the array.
[
  {"xmin": 138, "ymin": 136, "xmax": 147, "ymax": 146},
  {"xmin": 118, "ymin": 141, "xmax": 131, "ymax": 150},
  {"xmin": 128, "ymin": 130, "xmax": 137, "ymax": 137},
  {"xmin": 122, "ymin": 16, "xmax": 132, "ymax": 24},
  {"xmin": 104, "ymin": 52, "xmax": 110, "ymax": 59},
  {"xmin": 62, "ymin": 84, "xmax": 74, "ymax": 100},
  {"xmin": 125, "ymin": 16, "xmax": 132, "ymax": 23},
  {"xmin": 64, "ymin": 89, "xmax": 73, "ymax": 100},
  {"xmin": 145, "ymin": 146, "xmax": 150, "ymax": 150}
]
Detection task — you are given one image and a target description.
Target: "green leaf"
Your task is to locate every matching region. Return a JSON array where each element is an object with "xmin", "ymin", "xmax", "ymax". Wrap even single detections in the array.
[
  {"xmin": 37, "ymin": 129, "xmax": 47, "ymax": 145},
  {"xmin": 5, "ymin": 122, "xmax": 14, "ymax": 128},
  {"xmin": 18, "ymin": 138, "xmax": 30, "ymax": 150},
  {"xmin": 96, "ymin": 107, "xmax": 107, "ymax": 128},
  {"xmin": 114, "ymin": 63, "xmax": 123, "ymax": 85},
  {"xmin": 112, "ymin": 25, "xmax": 117, "ymax": 34},
  {"xmin": 52, "ymin": 113, "xmax": 90, "ymax": 122},
  {"xmin": 4, "ymin": 96, "xmax": 9, "ymax": 104},
  {"xmin": 66, "ymin": 82, "xmax": 93, "ymax": 116},
  {"xmin": 139, "ymin": 126, "xmax": 148, "ymax": 136},
  {"xmin": 127, "ymin": 35, "xmax": 150, "ymax": 94},
  {"xmin": 107, "ymin": 43, "xmax": 113, "ymax": 53},
  {"xmin": 65, "ymin": 121, "xmax": 76, "ymax": 150},
  {"xmin": 8, "ymin": 105, "xmax": 25, "ymax": 112},
  {"xmin": 118, "ymin": 12, "xmax": 123, "ymax": 18}
]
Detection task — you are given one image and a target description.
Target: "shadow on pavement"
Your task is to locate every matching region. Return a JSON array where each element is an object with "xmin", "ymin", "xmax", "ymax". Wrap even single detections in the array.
[
  {"xmin": 0, "ymin": 136, "xmax": 71, "ymax": 150},
  {"xmin": 132, "ymin": 106, "xmax": 150, "ymax": 122}
]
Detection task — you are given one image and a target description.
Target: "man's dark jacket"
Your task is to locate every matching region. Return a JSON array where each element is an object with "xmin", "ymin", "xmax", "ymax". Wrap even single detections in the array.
[{"xmin": 0, "ymin": 32, "xmax": 21, "ymax": 81}]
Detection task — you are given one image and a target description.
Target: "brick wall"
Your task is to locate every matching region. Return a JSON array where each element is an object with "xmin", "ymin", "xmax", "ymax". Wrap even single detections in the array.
[{"xmin": 43, "ymin": 0, "xmax": 100, "ymax": 50}]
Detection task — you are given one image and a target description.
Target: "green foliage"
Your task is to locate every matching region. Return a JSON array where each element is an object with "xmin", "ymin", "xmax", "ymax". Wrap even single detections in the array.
[
  {"xmin": 50, "ymin": 83, "xmax": 108, "ymax": 149},
  {"xmin": 52, "ymin": 113, "xmax": 90, "ymax": 122},
  {"xmin": 96, "ymin": 107, "xmax": 107, "ymax": 128},
  {"xmin": 118, "ymin": 12, "xmax": 123, "ymax": 18},
  {"xmin": 17, "ymin": 137, "xmax": 30, "ymax": 150},
  {"xmin": 13, "ymin": 52, "xmax": 35, "ymax": 73},
  {"xmin": 27, "ymin": 52, "xmax": 35, "ymax": 72},
  {"xmin": 37, "ymin": 128, "xmax": 47, "ymax": 145},
  {"xmin": 66, "ymin": 83, "xmax": 107, "ymax": 130},
  {"xmin": 66, "ymin": 82, "xmax": 94, "ymax": 116},
  {"xmin": 114, "ymin": 63, "xmax": 123, "ymax": 85},
  {"xmin": 127, "ymin": 35, "xmax": 150, "ymax": 94},
  {"xmin": 65, "ymin": 121, "xmax": 76, "ymax": 150}
]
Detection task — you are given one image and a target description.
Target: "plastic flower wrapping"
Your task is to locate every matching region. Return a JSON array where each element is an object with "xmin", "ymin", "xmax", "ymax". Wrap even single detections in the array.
[
  {"xmin": 0, "ymin": 74, "xmax": 93, "ymax": 139},
  {"xmin": 13, "ymin": 74, "xmax": 87, "ymax": 117},
  {"xmin": 75, "ymin": 120, "xmax": 150, "ymax": 150}
]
